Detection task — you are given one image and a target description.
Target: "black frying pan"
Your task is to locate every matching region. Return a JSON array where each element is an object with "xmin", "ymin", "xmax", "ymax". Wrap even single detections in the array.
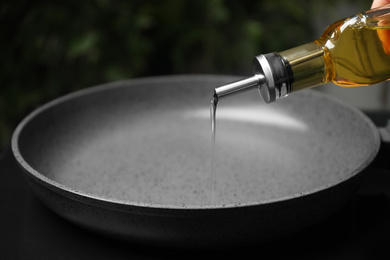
[{"xmin": 11, "ymin": 75, "xmax": 380, "ymax": 247}]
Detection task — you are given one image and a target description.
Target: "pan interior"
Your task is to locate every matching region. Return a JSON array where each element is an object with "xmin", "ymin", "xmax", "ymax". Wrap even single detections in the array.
[{"xmin": 16, "ymin": 77, "xmax": 379, "ymax": 208}]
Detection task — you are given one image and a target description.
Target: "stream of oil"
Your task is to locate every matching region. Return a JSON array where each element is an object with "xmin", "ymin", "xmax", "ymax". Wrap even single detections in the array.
[{"xmin": 210, "ymin": 97, "xmax": 218, "ymax": 204}]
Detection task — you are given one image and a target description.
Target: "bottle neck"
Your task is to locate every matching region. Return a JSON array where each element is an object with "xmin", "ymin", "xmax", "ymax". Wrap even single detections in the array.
[
  {"xmin": 249, "ymin": 42, "xmax": 329, "ymax": 103},
  {"xmin": 278, "ymin": 42, "xmax": 330, "ymax": 93}
]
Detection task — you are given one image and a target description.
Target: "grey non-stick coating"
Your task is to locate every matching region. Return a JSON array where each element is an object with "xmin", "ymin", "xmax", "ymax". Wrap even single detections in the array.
[{"xmin": 12, "ymin": 75, "xmax": 380, "ymax": 247}]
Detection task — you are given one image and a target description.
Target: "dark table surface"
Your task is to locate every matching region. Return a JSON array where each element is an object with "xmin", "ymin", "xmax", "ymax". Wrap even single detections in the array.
[{"xmin": 1, "ymin": 111, "xmax": 390, "ymax": 259}]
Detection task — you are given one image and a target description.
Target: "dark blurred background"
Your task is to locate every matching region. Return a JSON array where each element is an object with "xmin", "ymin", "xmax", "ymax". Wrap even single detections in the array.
[{"xmin": 0, "ymin": 0, "xmax": 372, "ymax": 150}]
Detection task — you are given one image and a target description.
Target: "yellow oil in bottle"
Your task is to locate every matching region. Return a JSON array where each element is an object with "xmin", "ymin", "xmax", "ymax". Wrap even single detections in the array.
[
  {"xmin": 280, "ymin": 13, "xmax": 390, "ymax": 93},
  {"xmin": 323, "ymin": 14, "xmax": 390, "ymax": 86}
]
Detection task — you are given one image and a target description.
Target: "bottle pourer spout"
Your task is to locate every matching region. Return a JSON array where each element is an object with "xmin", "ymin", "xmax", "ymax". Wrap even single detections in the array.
[
  {"xmin": 214, "ymin": 53, "xmax": 294, "ymax": 103},
  {"xmin": 213, "ymin": 74, "xmax": 265, "ymax": 102}
]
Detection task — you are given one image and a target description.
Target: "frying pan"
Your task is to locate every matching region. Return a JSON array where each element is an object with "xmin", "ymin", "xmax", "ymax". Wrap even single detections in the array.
[{"xmin": 11, "ymin": 75, "xmax": 380, "ymax": 247}]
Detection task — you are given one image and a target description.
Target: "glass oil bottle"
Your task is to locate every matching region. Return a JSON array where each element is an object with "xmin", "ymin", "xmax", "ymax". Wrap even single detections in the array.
[{"xmin": 214, "ymin": 4, "xmax": 390, "ymax": 103}]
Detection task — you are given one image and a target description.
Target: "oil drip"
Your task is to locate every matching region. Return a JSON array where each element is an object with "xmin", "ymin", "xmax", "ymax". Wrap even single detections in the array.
[{"xmin": 210, "ymin": 96, "xmax": 218, "ymax": 204}]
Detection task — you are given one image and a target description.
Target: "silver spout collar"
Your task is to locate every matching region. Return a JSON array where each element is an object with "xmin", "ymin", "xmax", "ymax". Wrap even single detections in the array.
[{"xmin": 214, "ymin": 74, "xmax": 265, "ymax": 101}]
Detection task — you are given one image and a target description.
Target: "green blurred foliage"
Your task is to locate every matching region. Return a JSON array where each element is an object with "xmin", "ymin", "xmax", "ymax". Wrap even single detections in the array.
[{"xmin": 0, "ymin": 0, "xmax": 371, "ymax": 149}]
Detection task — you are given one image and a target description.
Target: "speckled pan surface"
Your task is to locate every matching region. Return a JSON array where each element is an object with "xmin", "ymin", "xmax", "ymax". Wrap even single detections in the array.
[{"xmin": 12, "ymin": 75, "xmax": 380, "ymax": 246}]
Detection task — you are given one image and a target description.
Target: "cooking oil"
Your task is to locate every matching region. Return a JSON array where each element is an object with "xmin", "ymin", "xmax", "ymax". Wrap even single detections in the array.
[{"xmin": 210, "ymin": 97, "xmax": 218, "ymax": 203}]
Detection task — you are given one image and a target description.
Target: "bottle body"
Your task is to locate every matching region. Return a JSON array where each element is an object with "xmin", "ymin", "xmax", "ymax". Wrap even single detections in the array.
[{"xmin": 280, "ymin": 6, "xmax": 390, "ymax": 94}]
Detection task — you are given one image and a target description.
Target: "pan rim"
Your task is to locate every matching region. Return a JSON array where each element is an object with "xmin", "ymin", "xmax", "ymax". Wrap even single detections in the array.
[{"xmin": 11, "ymin": 74, "xmax": 381, "ymax": 212}]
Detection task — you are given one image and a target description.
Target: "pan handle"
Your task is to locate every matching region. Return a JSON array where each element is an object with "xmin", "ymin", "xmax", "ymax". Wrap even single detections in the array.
[
  {"xmin": 379, "ymin": 122, "xmax": 390, "ymax": 143},
  {"xmin": 375, "ymin": 122, "xmax": 390, "ymax": 169}
]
